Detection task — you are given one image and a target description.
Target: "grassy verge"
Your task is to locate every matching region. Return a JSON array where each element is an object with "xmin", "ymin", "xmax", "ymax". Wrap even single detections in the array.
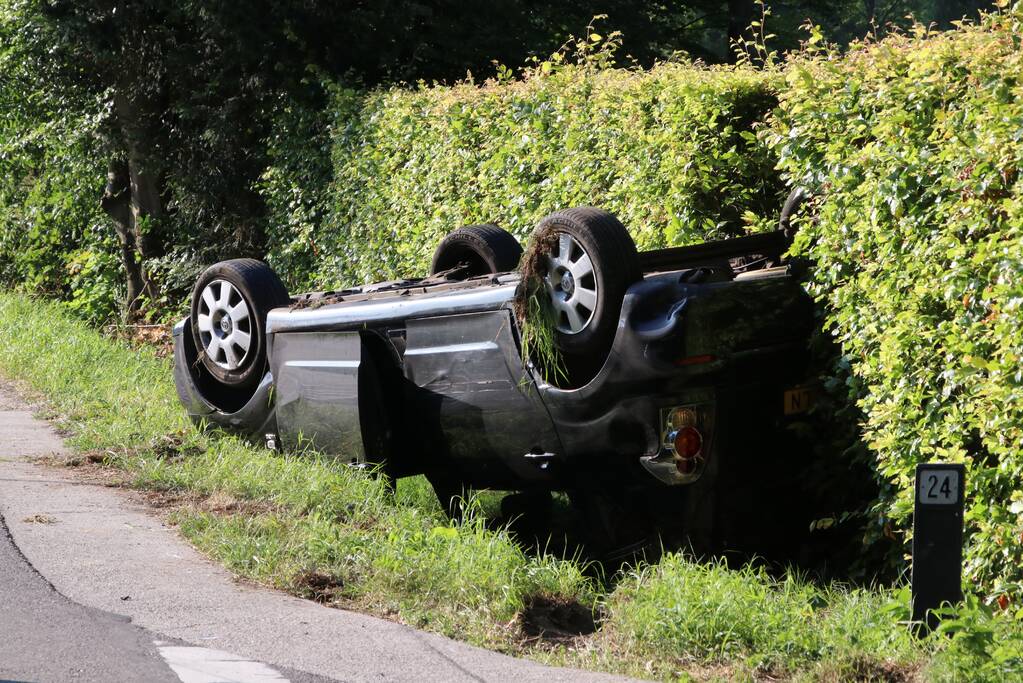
[{"xmin": 1, "ymin": 291, "xmax": 1019, "ymax": 680}]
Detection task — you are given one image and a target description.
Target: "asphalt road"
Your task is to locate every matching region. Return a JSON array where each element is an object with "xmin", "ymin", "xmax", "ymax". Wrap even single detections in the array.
[
  {"xmin": 0, "ymin": 388, "xmax": 330, "ymax": 683},
  {"xmin": 0, "ymin": 511, "xmax": 180, "ymax": 682},
  {"xmin": 0, "ymin": 380, "xmax": 626, "ymax": 683}
]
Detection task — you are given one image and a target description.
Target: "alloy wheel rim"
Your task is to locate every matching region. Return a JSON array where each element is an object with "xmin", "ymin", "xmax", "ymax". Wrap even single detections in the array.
[
  {"xmin": 196, "ymin": 280, "xmax": 253, "ymax": 370},
  {"xmin": 544, "ymin": 233, "xmax": 597, "ymax": 335}
]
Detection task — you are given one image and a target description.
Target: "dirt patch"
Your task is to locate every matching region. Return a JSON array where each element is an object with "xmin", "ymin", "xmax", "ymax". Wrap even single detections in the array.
[
  {"xmin": 816, "ymin": 657, "xmax": 920, "ymax": 683},
  {"xmin": 22, "ymin": 513, "xmax": 57, "ymax": 524},
  {"xmin": 135, "ymin": 488, "xmax": 279, "ymax": 518},
  {"xmin": 58, "ymin": 451, "xmax": 108, "ymax": 466},
  {"xmin": 139, "ymin": 489, "xmax": 196, "ymax": 510},
  {"xmin": 39, "ymin": 431, "xmax": 202, "ymax": 478},
  {"xmin": 37, "ymin": 430, "xmax": 202, "ymax": 472},
  {"xmin": 0, "ymin": 375, "xmax": 46, "ymax": 411},
  {"xmin": 198, "ymin": 491, "xmax": 279, "ymax": 516},
  {"xmin": 102, "ymin": 323, "xmax": 174, "ymax": 358},
  {"xmin": 148, "ymin": 432, "xmax": 204, "ymax": 461},
  {"xmin": 36, "ymin": 453, "xmax": 274, "ymax": 519},
  {"xmin": 294, "ymin": 569, "xmax": 345, "ymax": 604},
  {"xmin": 518, "ymin": 594, "xmax": 598, "ymax": 646},
  {"xmin": 34, "ymin": 452, "xmax": 129, "ymax": 486}
]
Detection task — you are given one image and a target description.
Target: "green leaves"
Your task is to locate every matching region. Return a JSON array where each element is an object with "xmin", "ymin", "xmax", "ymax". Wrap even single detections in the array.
[
  {"xmin": 7, "ymin": 0, "xmax": 1023, "ymax": 611},
  {"xmin": 768, "ymin": 9, "xmax": 1023, "ymax": 599},
  {"xmin": 253, "ymin": 11, "xmax": 1023, "ymax": 603},
  {"xmin": 281, "ymin": 63, "xmax": 782, "ymax": 287}
]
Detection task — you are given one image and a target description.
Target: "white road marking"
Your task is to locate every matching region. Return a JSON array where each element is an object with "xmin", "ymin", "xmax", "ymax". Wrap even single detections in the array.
[{"xmin": 155, "ymin": 642, "xmax": 290, "ymax": 683}]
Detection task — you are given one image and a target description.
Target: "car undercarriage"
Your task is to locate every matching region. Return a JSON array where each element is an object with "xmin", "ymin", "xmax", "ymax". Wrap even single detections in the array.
[{"xmin": 174, "ymin": 199, "xmax": 825, "ymax": 560}]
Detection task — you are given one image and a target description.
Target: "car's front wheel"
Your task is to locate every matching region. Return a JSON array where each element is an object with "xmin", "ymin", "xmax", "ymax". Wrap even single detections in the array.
[{"xmin": 189, "ymin": 259, "xmax": 290, "ymax": 389}]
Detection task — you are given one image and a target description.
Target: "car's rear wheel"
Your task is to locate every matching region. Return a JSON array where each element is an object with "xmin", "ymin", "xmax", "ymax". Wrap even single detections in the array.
[
  {"xmin": 190, "ymin": 259, "xmax": 290, "ymax": 389},
  {"xmin": 525, "ymin": 208, "xmax": 641, "ymax": 383},
  {"xmin": 431, "ymin": 224, "xmax": 522, "ymax": 279}
]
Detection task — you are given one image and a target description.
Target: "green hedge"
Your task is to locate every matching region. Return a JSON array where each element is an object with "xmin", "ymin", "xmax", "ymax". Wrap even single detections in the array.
[
  {"xmin": 279, "ymin": 11, "xmax": 1023, "ymax": 598},
  {"xmin": 768, "ymin": 11, "xmax": 1023, "ymax": 597},
  {"xmin": 264, "ymin": 61, "xmax": 783, "ymax": 289}
]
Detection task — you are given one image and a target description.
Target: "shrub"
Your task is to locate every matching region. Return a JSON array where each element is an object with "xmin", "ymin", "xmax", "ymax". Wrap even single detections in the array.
[
  {"xmin": 0, "ymin": 61, "xmax": 121, "ymax": 324},
  {"xmin": 767, "ymin": 8, "xmax": 1023, "ymax": 597},
  {"xmin": 9, "ymin": 1, "xmax": 1023, "ymax": 605},
  {"xmin": 266, "ymin": 53, "xmax": 783, "ymax": 288},
  {"xmin": 259, "ymin": 88, "xmax": 344, "ymax": 294}
]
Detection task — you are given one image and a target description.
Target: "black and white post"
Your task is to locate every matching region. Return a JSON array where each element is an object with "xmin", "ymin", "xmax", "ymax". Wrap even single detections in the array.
[{"xmin": 911, "ymin": 463, "xmax": 965, "ymax": 632}]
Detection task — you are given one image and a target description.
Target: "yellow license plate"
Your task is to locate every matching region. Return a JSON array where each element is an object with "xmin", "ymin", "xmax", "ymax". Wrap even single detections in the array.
[{"xmin": 784, "ymin": 386, "xmax": 815, "ymax": 415}]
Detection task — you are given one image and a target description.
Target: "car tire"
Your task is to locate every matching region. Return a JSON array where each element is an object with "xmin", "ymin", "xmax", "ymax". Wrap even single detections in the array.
[
  {"xmin": 430, "ymin": 224, "xmax": 522, "ymax": 278},
  {"xmin": 779, "ymin": 186, "xmax": 810, "ymax": 238},
  {"xmin": 189, "ymin": 259, "xmax": 290, "ymax": 389},
  {"xmin": 531, "ymin": 207, "xmax": 641, "ymax": 377}
]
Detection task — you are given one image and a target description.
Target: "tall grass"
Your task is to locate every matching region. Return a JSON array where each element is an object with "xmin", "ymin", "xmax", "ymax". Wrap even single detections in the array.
[{"xmin": 597, "ymin": 556, "xmax": 920, "ymax": 679}]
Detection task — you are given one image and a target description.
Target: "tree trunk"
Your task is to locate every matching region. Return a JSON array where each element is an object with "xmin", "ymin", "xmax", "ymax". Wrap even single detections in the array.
[
  {"xmin": 113, "ymin": 91, "xmax": 166, "ymax": 259},
  {"xmin": 100, "ymin": 159, "xmax": 148, "ymax": 319},
  {"xmin": 726, "ymin": 0, "xmax": 755, "ymax": 63},
  {"xmin": 108, "ymin": 89, "xmax": 166, "ymax": 318}
]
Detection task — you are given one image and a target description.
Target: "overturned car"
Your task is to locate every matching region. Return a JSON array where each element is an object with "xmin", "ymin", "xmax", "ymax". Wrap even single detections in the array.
[{"xmin": 173, "ymin": 202, "xmax": 816, "ymax": 557}]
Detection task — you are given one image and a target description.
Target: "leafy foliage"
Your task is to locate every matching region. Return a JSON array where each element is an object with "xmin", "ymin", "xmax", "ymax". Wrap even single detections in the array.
[
  {"xmin": 3, "ymin": 0, "xmax": 1023, "ymax": 610},
  {"xmin": 0, "ymin": 9, "xmax": 119, "ymax": 322},
  {"xmin": 264, "ymin": 44, "xmax": 783, "ymax": 288},
  {"xmin": 767, "ymin": 5, "xmax": 1023, "ymax": 599},
  {"xmin": 0, "ymin": 2, "xmax": 1000, "ymax": 319}
]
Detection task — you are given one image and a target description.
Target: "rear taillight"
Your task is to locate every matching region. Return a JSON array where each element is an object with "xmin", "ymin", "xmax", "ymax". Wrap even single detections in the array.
[
  {"xmin": 643, "ymin": 401, "xmax": 714, "ymax": 485},
  {"xmin": 671, "ymin": 425, "xmax": 702, "ymax": 457},
  {"xmin": 662, "ymin": 406, "xmax": 707, "ymax": 476},
  {"xmin": 672, "ymin": 426, "xmax": 703, "ymax": 474}
]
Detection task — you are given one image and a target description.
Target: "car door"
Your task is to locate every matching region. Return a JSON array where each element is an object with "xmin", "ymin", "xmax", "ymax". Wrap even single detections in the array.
[{"xmin": 403, "ymin": 309, "xmax": 562, "ymax": 486}]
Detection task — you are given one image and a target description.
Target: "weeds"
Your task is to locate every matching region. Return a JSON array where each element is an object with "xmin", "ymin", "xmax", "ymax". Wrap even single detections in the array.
[{"xmin": 515, "ymin": 226, "xmax": 568, "ymax": 386}]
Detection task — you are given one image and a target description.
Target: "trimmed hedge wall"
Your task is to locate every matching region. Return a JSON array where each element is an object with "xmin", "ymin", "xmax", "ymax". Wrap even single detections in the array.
[
  {"xmin": 264, "ymin": 63, "xmax": 784, "ymax": 289},
  {"xmin": 263, "ymin": 14, "xmax": 1023, "ymax": 596},
  {"xmin": 769, "ymin": 11, "xmax": 1023, "ymax": 596}
]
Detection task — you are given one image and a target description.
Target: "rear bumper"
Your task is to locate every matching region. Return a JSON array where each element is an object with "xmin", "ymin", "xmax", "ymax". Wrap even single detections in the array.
[{"xmin": 538, "ymin": 269, "xmax": 814, "ymax": 486}]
